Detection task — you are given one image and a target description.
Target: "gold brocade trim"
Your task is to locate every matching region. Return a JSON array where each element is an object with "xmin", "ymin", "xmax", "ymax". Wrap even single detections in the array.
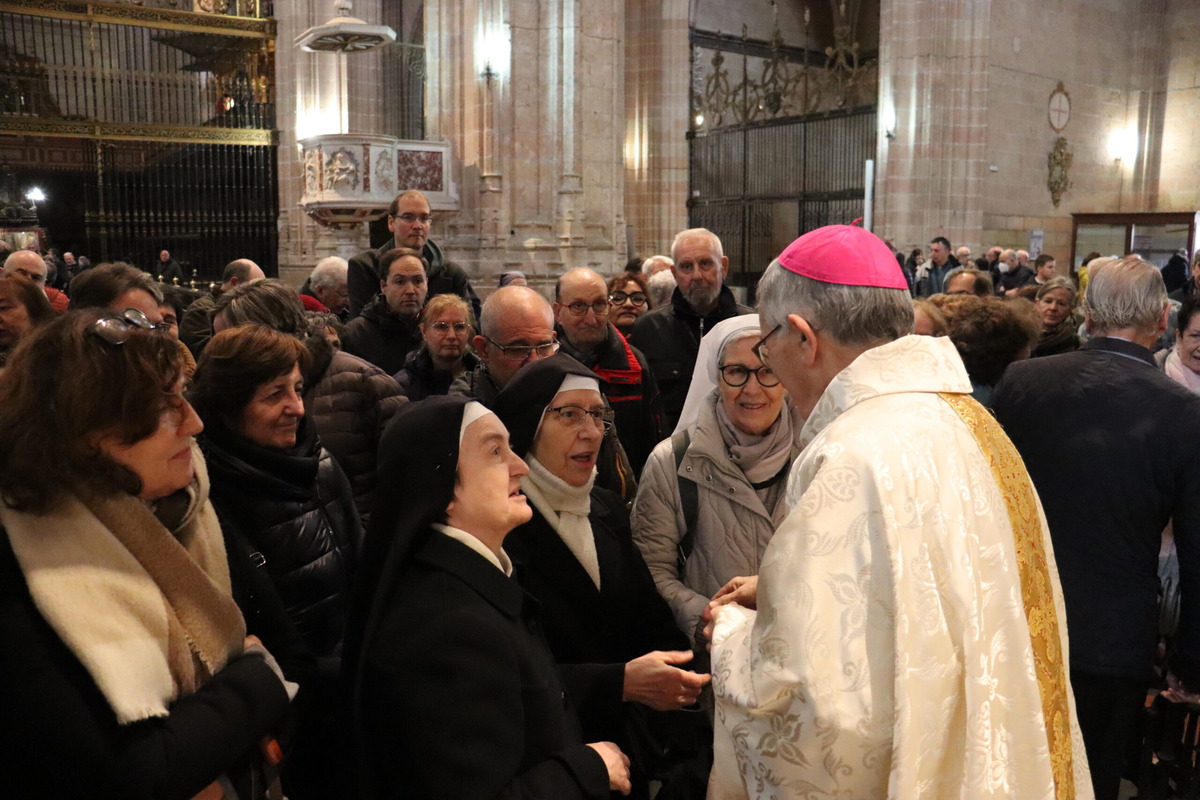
[
  {"xmin": 939, "ymin": 392, "xmax": 1075, "ymax": 800},
  {"xmin": 0, "ymin": 117, "xmax": 276, "ymax": 147}
]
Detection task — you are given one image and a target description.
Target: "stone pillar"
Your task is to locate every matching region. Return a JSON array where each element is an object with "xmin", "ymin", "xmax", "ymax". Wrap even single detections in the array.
[
  {"xmin": 425, "ymin": 0, "xmax": 627, "ymax": 292},
  {"xmin": 623, "ymin": 0, "xmax": 690, "ymax": 259},
  {"xmin": 873, "ymin": 0, "xmax": 991, "ymax": 253}
]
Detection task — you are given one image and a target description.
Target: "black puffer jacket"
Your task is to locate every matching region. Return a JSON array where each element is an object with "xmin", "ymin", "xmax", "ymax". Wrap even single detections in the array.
[
  {"xmin": 341, "ymin": 294, "xmax": 423, "ymax": 376},
  {"xmin": 201, "ymin": 418, "xmax": 361, "ymax": 660},
  {"xmin": 302, "ymin": 335, "xmax": 407, "ymax": 526}
]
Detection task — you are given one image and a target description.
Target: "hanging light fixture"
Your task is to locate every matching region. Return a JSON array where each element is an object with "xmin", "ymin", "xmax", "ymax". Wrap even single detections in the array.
[{"xmin": 295, "ymin": 0, "xmax": 396, "ymax": 53}]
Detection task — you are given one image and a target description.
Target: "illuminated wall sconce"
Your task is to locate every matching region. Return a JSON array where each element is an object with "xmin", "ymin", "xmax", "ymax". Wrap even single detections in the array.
[
  {"xmin": 1107, "ymin": 125, "xmax": 1138, "ymax": 163},
  {"xmin": 477, "ymin": 26, "xmax": 510, "ymax": 83},
  {"xmin": 881, "ymin": 103, "xmax": 896, "ymax": 140}
]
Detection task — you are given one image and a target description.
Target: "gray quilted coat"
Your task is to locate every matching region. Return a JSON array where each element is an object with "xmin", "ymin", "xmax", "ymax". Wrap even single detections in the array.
[{"xmin": 631, "ymin": 394, "xmax": 799, "ymax": 645}]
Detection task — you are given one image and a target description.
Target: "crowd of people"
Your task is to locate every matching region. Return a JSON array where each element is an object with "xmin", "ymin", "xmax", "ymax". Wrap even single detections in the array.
[{"xmin": 0, "ymin": 190, "xmax": 1196, "ymax": 800}]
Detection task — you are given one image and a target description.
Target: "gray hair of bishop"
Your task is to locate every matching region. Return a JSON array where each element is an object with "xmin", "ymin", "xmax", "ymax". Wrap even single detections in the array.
[
  {"xmin": 1084, "ymin": 256, "xmax": 1168, "ymax": 335},
  {"xmin": 756, "ymin": 258, "xmax": 915, "ymax": 347}
]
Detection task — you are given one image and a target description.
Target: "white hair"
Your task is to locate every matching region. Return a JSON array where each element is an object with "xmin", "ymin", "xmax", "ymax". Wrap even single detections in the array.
[
  {"xmin": 1085, "ymin": 256, "xmax": 1167, "ymax": 335},
  {"xmin": 309, "ymin": 256, "xmax": 348, "ymax": 290},
  {"xmin": 646, "ymin": 269, "xmax": 676, "ymax": 307},
  {"xmin": 670, "ymin": 228, "xmax": 724, "ymax": 261}
]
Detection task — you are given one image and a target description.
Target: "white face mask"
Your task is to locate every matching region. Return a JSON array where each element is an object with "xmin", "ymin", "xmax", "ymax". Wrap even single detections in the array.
[{"xmin": 998, "ymin": 263, "xmax": 1012, "ymax": 274}]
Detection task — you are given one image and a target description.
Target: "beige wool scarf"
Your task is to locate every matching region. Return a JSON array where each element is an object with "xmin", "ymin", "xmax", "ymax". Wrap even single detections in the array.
[{"xmin": 0, "ymin": 444, "xmax": 245, "ymax": 724}]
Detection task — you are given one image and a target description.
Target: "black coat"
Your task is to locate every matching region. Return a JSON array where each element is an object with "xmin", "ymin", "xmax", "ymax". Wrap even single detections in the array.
[
  {"xmin": 359, "ymin": 532, "xmax": 611, "ymax": 799},
  {"xmin": 509, "ymin": 488, "xmax": 686, "ymax": 670},
  {"xmin": 628, "ymin": 285, "xmax": 751, "ymax": 433},
  {"xmin": 0, "ymin": 531, "xmax": 289, "ymax": 800},
  {"xmin": 394, "ymin": 346, "xmax": 480, "ymax": 401},
  {"xmin": 341, "ymin": 294, "xmax": 424, "ymax": 376},
  {"xmin": 347, "ymin": 237, "xmax": 481, "ymax": 320},
  {"xmin": 992, "ymin": 337, "xmax": 1200, "ymax": 685},
  {"xmin": 201, "ymin": 420, "xmax": 361, "ymax": 800},
  {"xmin": 507, "ymin": 488, "xmax": 696, "ymax": 781}
]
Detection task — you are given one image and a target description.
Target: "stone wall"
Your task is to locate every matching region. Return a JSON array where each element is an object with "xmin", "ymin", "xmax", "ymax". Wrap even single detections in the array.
[{"xmin": 876, "ymin": 0, "xmax": 1200, "ymax": 268}]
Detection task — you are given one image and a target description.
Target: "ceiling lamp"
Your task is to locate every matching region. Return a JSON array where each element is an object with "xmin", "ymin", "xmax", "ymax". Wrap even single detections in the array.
[{"xmin": 295, "ymin": 0, "xmax": 396, "ymax": 54}]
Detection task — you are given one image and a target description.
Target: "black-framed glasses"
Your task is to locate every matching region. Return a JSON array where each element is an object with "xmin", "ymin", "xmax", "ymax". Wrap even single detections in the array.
[
  {"xmin": 609, "ymin": 291, "xmax": 647, "ymax": 307},
  {"xmin": 90, "ymin": 308, "xmax": 171, "ymax": 345},
  {"xmin": 561, "ymin": 300, "xmax": 609, "ymax": 317},
  {"xmin": 393, "ymin": 212, "xmax": 433, "ymax": 225},
  {"xmin": 546, "ymin": 404, "xmax": 614, "ymax": 432},
  {"xmin": 483, "ymin": 335, "xmax": 559, "ymax": 362},
  {"xmin": 751, "ymin": 324, "xmax": 782, "ymax": 364},
  {"xmin": 719, "ymin": 364, "xmax": 780, "ymax": 388},
  {"xmin": 428, "ymin": 321, "xmax": 470, "ymax": 334}
]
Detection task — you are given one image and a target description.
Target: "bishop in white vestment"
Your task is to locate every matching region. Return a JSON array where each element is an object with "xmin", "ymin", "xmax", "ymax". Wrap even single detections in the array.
[{"xmin": 707, "ymin": 225, "xmax": 1093, "ymax": 800}]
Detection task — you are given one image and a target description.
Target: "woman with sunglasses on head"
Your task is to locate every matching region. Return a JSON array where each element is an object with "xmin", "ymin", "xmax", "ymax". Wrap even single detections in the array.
[
  {"xmin": 607, "ymin": 272, "xmax": 651, "ymax": 336},
  {"xmin": 0, "ymin": 310, "xmax": 294, "ymax": 799},
  {"xmin": 494, "ymin": 354, "xmax": 710, "ymax": 798},
  {"xmin": 632, "ymin": 315, "xmax": 800, "ymax": 649},
  {"xmin": 394, "ymin": 293, "xmax": 480, "ymax": 401}
]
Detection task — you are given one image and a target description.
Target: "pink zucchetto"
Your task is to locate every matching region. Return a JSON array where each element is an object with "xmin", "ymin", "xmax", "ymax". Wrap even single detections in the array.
[{"xmin": 778, "ymin": 223, "xmax": 909, "ymax": 290}]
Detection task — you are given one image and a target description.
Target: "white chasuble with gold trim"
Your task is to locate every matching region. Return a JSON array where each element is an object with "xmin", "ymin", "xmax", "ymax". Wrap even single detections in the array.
[{"xmin": 709, "ymin": 335, "xmax": 1092, "ymax": 800}]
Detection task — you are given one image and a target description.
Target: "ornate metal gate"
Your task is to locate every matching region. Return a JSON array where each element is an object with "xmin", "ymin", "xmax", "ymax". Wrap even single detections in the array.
[
  {"xmin": 688, "ymin": 2, "xmax": 878, "ymax": 295},
  {"xmin": 0, "ymin": 0, "xmax": 278, "ymax": 279}
]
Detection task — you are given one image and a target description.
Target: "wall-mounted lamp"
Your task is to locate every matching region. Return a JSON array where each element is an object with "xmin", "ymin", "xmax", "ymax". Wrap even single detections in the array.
[
  {"xmin": 880, "ymin": 103, "xmax": 896, "ymax": 140},
  {"xmin": 1107, "ymin": 125, "xmax": 1138, "ymax": 163},
  {"xmin": 694, "ymin": 113, "xmax": 705, "ymax": 127},
  {"xmin": 477, "ymin": 26, "xmax": 510, "ymax": 83},
  {"xmin": 25, "ymin": 187, "xmax": 45, "ymax": 203}
]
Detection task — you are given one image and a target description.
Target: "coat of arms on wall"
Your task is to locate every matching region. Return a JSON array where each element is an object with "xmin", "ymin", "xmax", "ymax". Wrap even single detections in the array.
[{"xmin": 1047, "ymin": 136, "xmax": 1072, "ymax": 207}]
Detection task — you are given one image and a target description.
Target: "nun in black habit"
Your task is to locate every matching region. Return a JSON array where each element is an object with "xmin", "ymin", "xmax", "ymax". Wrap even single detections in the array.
[
  {"xmin": 346, "ymin": 395, "xmax": 631, "ymax": 799},
  {"xmin": 493, "ymin": 355, "xmax": 711, "ymax": 795}
]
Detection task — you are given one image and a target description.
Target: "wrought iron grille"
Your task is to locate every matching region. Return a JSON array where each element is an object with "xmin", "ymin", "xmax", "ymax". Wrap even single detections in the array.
[
  {"xmin": 0, "ymin": 0, "xmax": 277, "ymax": 279},
  {"xmin": 688, "ymin": 107, "xmax": 876, "ymax": 295}
]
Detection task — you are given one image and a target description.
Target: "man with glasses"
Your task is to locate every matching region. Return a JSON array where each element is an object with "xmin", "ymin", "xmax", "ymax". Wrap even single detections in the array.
[
  {"xmin": 553, "ymin": 268, "xmax": 662, "ymax": 475},
  {"xmin": 630, "ymin": 228, "xmax": 751, "ymax": 432},
  {"xmin": 1, "ymin": 249, "xmax": 68, "ymax": 312},
  {"xmin": 705, "ymin": 224, "xmax": 1092, "ymax": 800},
  {"xmin": 347, "ymin": 189, "xmax": 480, "ymax": 319},
  {"xmin": 451, "ymin": 285, "xmax": 560, "ymax": 406},
  {"xmin": 342, "ymin": 248, "xmax": 428, "ymax": 375}
]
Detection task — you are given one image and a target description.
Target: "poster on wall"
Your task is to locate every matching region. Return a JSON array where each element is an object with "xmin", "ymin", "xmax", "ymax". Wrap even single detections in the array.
[{"xmin": 1029, "ymin": 229, "xmax": 1044, "ymax": 260}]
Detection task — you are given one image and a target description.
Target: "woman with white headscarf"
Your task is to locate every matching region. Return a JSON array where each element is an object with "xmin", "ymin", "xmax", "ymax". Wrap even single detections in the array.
[{"xmin": 631, "ymin": 314, "xmax": 799, "ymax": 647}]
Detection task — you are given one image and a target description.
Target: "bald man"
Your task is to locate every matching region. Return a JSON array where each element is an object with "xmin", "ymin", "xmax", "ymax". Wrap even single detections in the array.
[
  {"xmin": 179, "ymin": 257, "xmax": 265, "ymax": 356},
  {"xmin": 451, "ymin": 285, "xmax": 560, "ymax": 405},
  {"xmin": 554, "ymin": 267, "xmax": 662, "ymax": 473},
  {"xmin": 2, "ymin": 250, "xmax": 68, "ymax": 312}
]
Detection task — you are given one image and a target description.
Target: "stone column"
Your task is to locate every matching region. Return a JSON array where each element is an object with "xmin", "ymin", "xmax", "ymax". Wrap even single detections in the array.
[
  {"xmin": 873, "ymin": 0, "xmax": 991, "ymax": 253},
  {"xmin": 623, "ymin": 0, "xmax": 690, "ymax": 259},
  {"xmin": 425, "ymin": 0, "xmax": 627, "ymax": 291}
]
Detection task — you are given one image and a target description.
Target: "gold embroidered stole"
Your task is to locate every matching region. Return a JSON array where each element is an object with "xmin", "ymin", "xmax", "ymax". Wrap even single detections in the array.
[{"xmin": 939, "ymin": 392, "xmax": 1075, "ymax": 800}]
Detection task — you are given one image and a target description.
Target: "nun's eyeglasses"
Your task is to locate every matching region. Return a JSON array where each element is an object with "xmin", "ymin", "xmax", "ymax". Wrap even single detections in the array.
[
  {"xmin": 545, "ymin": 405, "xmax": 615, "ymax": 432},
  {"xmin": 719, "ymin": 364, "xmax": 781, "ymax": 388},
  {"xmin": 91, "ymin": 308, "xmax": 171, "ymax": 345}
]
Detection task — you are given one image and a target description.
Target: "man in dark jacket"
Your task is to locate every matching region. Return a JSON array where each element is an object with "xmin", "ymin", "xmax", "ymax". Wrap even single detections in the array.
[
  {"xmin": 554, "ymin": 267, "xmax": 662, "ymax": 475},
  {"xmin": 342, "ymin": 248, "xmax": 425, "ymax": 375},
  {"xmin": 347, "ymin": 189, "xmax": 480, "ymax": 319},
  {"xmin": 992, "ymin": 256, "xmax": 1200, "ymax": 800},
  {"xmin": 629, "ymin": 228, "xmax": 751, "ymax": 432}
]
